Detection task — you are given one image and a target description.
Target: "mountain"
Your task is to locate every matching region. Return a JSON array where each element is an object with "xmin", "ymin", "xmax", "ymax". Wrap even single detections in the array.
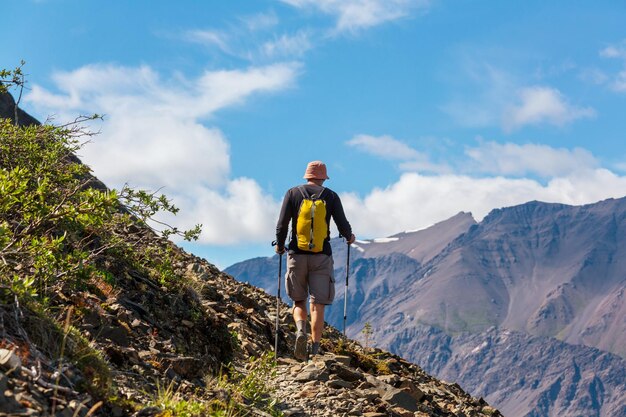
[
  {"xmin": 226, "ymin": 199, "xmax": 626, "ymax": 417},
  {"xmin": 350, "ymin": 212, "xmax": 477, "ymax": 264},
  {"xmin": 387, "ymin": 325, "xmax": 626, "ymax": 417},
  {"xmin": 1, "ymin": 91, "xmax": 501, "ymax": 416},
  {"xmin": 413, "ymin": 199, "xmax": 626, "ymax": 355}
]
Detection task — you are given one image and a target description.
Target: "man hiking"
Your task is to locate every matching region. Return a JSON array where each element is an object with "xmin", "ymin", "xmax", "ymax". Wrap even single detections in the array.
[{"xmin": 275, "ymin": 160, "xmax": 355, "ymax": 360}]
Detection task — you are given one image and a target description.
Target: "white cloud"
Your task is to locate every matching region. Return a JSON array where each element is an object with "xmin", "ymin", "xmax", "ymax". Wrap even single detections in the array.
[
  {"xmin": 341, "ymin": 170, "xmax": 626, "ymax": 238},
  {"xmin": 503, "ymin": 86, "xmax": 595, "ymax": 131},
  {"xmin": 262, "ymin": 31, "xmax": 312, "ymax": 58},
  {"xmin": 599, "ymin": 40, "xmax": 626, "ymax": 93},
  {"xmin": 183, "ymin": 29, "xmax": 231, "ymax": 54},
  {"xmin": 173, "ymin": 179, "xmax": 281, "ymax": 245},
  {"xmin": 347, "ymin": 134, "xmax": 450, "ymax": 173},
  {"xmin": 280, "ymin": 0, "xmax": 430, "ymax": 32},
  {"xmin": 443, "ymin": 61, "xmax": 594, "ymax": 132},
  {"xmin": 26, "ymin": 63, "xmax": 299, "ymax": 244},
  {"xmin": 182, "ymin": 18, "xmax": 312, "ymax": 61},
  {"xmin": 240, "ymin": 12, "xmax": 280, "ymax": 32},
  {"xmin": 465, "ymin": 141, "xmax": 598, "ymax": 177},
  {"xmin": 579, "ymin": 67, "xmax": 609, "ymax": 85},
  {"xmin": 614, "ymin": 161, "xmax": 626, "ymax": 173},
  {"xmin": 194, "ymin": 64, "xmax": 301, "ymax": 115},
  {"xmin": 81, "ymin": 115, "xmax": 231, "ymax": 190},
  {"xmin": 347, "ymin": 134, "xmax": 601, "ymax": 179},
  {"xmin": 344, "ymin": 135, "xmax": 626, "ymax": 238},
  {"xmin": 612, "ymin": 70, "xmax": 626, "ymax": 92},
  {"xmin": 600, "ymin": 44, "xmax": 626, "ymax": 59},
  {"xmin": 29, "ymin": 62, "xmax": 301, "ymax": 135},
  {"xmin": 347, "ymin": 134, "xmax": 421, "ymax": 160}
]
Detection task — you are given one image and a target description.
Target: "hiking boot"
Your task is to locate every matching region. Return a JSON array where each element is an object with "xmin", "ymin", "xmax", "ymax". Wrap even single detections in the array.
[
  {"xmin": 310, "ymin": 341, "xmax": 320, "ymax": 356},
  {"xmin": 294, "ymin": 331, "xmax": 308, "ymax": 361}
]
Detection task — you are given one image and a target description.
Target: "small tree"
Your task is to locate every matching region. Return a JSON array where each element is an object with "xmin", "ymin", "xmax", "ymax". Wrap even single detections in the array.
[{"xmin": 362, "ymin": 322, "xmax": 373, "ymax": 349}]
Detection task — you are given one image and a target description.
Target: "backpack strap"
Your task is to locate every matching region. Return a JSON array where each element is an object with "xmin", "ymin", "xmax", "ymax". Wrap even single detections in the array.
[
  {"xmin": 298, "ymin": 185, "xmax": 326, "ymax": 199},
  {"xmin": 297, "ymin": 185, "xmax": 327, "ymax": 200},
  {"xmin": 297, "ymin": 185, "xmax": 310, "ymax": 200}
]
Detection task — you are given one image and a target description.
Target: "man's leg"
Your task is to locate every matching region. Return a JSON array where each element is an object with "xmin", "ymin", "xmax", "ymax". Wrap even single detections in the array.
[
  {"xmin": 293, "ymin": 300, "xmax": 308, "ymax": 360},
  {"xmin": 310, "ymin": 302, "xmax": 325, "ymax": 355},
  {"xmin": 308, "ymin": 254, "xmax": 334, "ymax": 356},
  {"xmin": 286, "ymin": 255, "xmax": 309, "ymax": 360},
  {"xmin": 293, "ymin": 300, "xmax": 308, "ymax": 329}
]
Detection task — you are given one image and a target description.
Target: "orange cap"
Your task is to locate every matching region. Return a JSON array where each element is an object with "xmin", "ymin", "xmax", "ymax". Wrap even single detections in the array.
[{"xmin": 303, "ymin": 160, "xmax": 330, "ymax": 180}]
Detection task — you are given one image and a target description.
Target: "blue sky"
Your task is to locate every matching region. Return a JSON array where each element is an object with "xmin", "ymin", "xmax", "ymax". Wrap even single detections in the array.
[{"xmin": 3, "ymin": 0, "xmax": 626, "ymax": 268}]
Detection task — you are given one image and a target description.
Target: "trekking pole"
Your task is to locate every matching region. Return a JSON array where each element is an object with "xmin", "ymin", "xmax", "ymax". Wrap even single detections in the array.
[
  {"xmin": 343, "ymin": 242, "xmax": 350, "ymax": 337},
  {"xmin": 271, "ymin": 241, "xmax": 282, "ymax": 358}
]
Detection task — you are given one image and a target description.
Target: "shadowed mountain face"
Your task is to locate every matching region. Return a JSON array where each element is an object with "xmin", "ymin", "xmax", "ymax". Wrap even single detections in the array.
[
  {"xmin": 415, "ymin": 199, "xmax": 626, "ymax": 356},
  {"xmin": 387, "ymin": 325, "xmax": 626, "ymax": 417},
  {"xmin": 0, "ymin": 91, "xmax": 40, "ymax": 126},
  {"xmin": 225, "ymin": 198, "xmax": 626, "ymax": 417}
]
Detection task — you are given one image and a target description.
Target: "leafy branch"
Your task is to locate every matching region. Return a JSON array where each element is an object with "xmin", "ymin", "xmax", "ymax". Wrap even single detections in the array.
[
  {"xmin": 0, "ymin": 104, "xmax": 201, "ymax": 298},
  {"xmin": 1, "ymin": 61, "xmax": 27, "ymax": 124}
]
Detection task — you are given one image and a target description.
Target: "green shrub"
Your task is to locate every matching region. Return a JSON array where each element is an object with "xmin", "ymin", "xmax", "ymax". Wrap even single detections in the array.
[{"xmin": 0, "ymin": 113, "xmax": 200, "ymax": 299}]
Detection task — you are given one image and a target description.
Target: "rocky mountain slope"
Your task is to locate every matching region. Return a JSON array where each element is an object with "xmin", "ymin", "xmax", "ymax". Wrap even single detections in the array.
[
  {"xmin": 1, "ymin": 91, "xmax": 502, "ymax": 416},
  {"xmin": 386, "ymin": 325, "xmax": 626, "ymax": 417},
  {"xmin": 226, "ymin": 199, "xmax": 626, "ymax": 417},
  {"xmin": 415, "ymin": 199, "xmax": 626, "ymax": 355},
  {"xmin": 2, "ymin": 248, "xmax": 503, "ymax": 417}
]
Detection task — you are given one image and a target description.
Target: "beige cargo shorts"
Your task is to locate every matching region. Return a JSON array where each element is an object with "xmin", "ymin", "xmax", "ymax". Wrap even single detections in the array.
[{"xmin": 286, "ymin": 253, "xmax": 335, "ymax": 305}]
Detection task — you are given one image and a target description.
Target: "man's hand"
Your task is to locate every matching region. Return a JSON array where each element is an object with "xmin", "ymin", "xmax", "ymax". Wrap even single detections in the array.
[
  {"xmin": 275, "ymin": 245, "xmax": 286, "ymax": 255},
  {"xmin": 347, "ymin": 234, "xmax": 356, "ymax": 245}
]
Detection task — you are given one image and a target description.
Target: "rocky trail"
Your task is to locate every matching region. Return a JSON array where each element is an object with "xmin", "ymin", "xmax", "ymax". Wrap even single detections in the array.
[{"xmin": 273, "ymin": 353, "xmax": 500, "ymax": 417}]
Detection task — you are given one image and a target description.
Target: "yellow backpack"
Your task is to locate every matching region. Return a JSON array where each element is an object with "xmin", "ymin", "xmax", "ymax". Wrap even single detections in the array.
[{"xmin": 296, "ymin": 186, "xmax": 328, "ymax": 252}]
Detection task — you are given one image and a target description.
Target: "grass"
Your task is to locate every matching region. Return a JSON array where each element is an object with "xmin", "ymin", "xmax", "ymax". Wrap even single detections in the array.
[
  {"xmin": 326, "ymin": 337, "xmax": 393, "ymax": 375},
  {"xmin": 220, "ymin": 352, "xmax": 284, "ymax": 416},
  {"xmin": 22, "ymin": 302, "xmax": 113, "ymax": 399},
  {"xmin": 148, "ymin": 380, "xmax": 207, "ymax": 417},
  {"xmin": 146, "ymin": 352, "xmax": 284, "ymax": 417}
]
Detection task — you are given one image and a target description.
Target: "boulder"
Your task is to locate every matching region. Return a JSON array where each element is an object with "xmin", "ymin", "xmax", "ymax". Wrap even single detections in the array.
[
  {"xmin": 381, "ymin": 388, "xmax": 420, "ymax": 412},
  {"xmin": 330, "ymin": 363, "xmax": 363, "ymax": 382},
  {"xmin": 0, "ymin": 349, "xmax": 21, "ymax": 372}
]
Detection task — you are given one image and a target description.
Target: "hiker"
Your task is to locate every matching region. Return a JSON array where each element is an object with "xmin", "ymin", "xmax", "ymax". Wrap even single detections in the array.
[{"xmin": 275, "ymin": 160, "xmax": 355, "ymax": 360}]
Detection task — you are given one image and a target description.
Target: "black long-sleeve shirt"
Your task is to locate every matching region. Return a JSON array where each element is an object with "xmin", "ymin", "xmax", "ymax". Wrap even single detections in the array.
[{"xmin": 275, "ymin": 184, "xmax": 352, "ymax": 256}]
